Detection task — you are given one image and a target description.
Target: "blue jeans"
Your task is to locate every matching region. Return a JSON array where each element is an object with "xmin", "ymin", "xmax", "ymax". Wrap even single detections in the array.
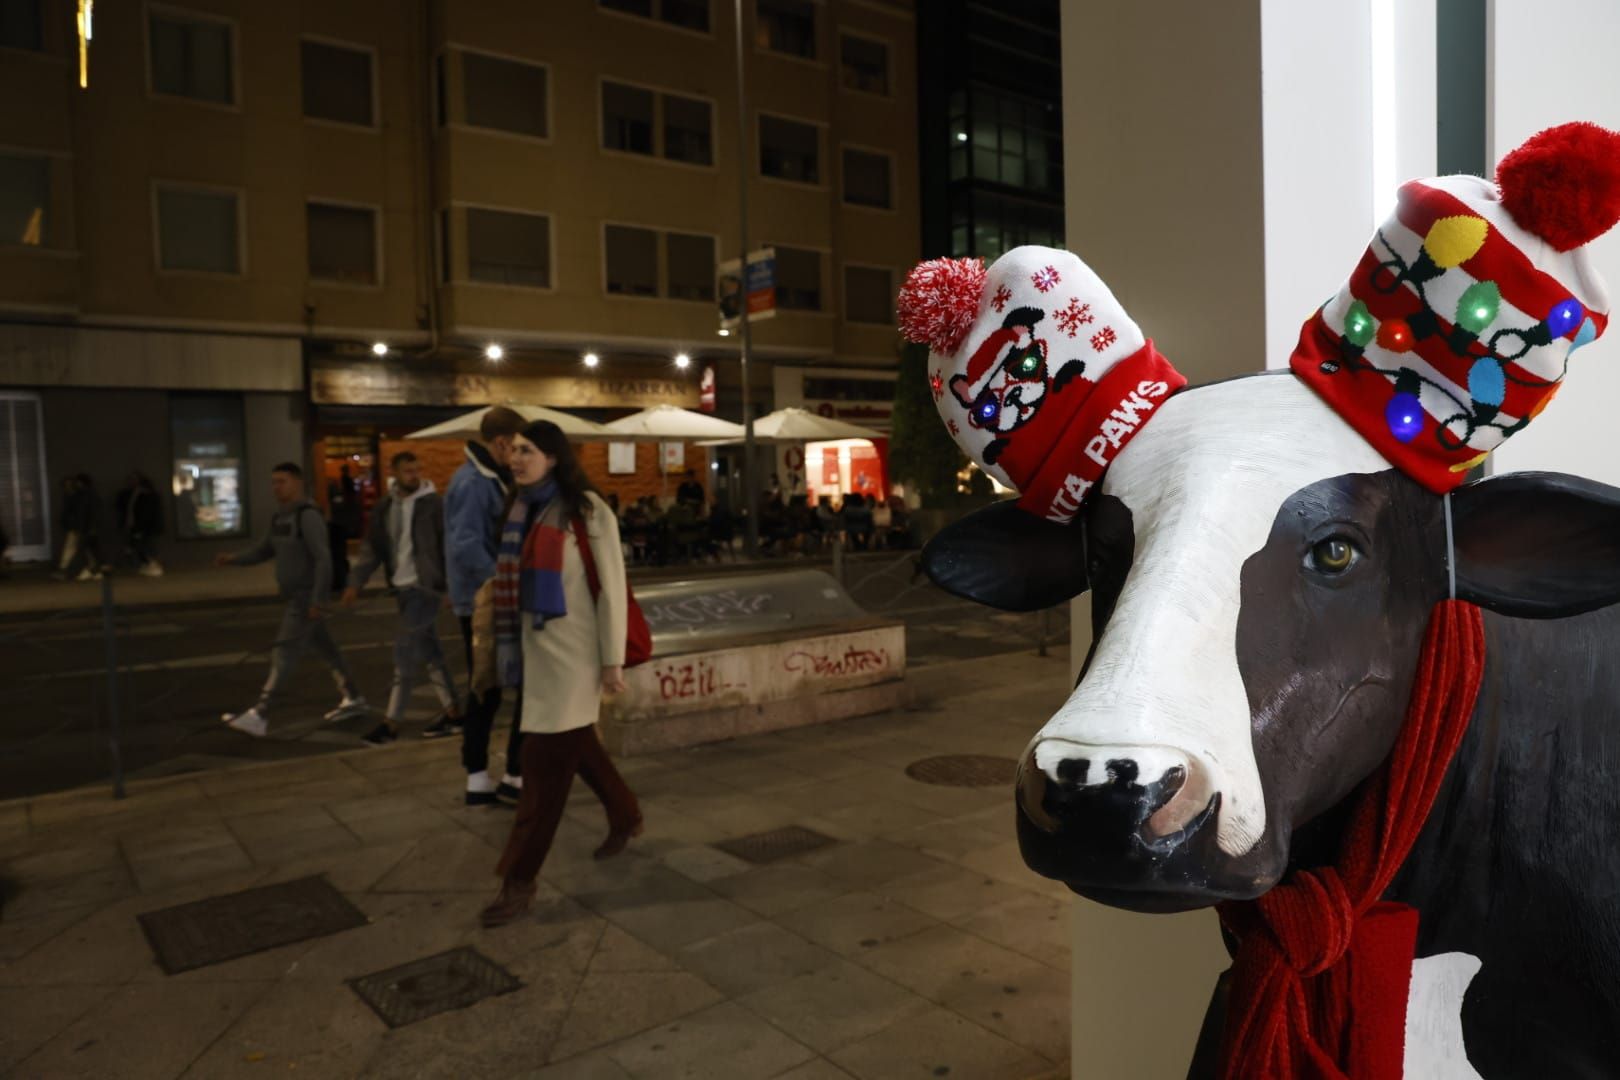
[
  {"xmin": 256, "ymin": 596, "xmax": 357, "ymax": 715},
  {"xmin": 385, "ymin": 587, "xmax": 457, "ymax": 724}
]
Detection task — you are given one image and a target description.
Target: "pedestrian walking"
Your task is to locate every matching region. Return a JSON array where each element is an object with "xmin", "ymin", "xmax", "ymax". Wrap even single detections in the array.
[
  {"xmin": 115, "ymin": 471, "xmax": 165, "ymax": 576},
  {"xmin": 342, "ymin": 452, "xmax": 462, "ymax": 747},
  {"xmin": 446, "ymin": 406, "xmax": 527, "ymax": 805},
  {"xmin": 481, "ymin": 420, "xmax": 642, "ymax": 928},
  {"xmin": 216, "ymin": 462, "xmax": 368, "ymax": 737},
  {"xmin": 53, "ymin": 474, "xmax": 105, "ymax": 581},
  {"xmin": 327, "ymin": 465, "xmax": 362, "ymax": 592}
]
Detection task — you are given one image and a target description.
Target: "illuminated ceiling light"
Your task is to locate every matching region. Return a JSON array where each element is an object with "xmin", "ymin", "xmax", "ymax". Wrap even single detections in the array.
[
  {"xmin": 484, "ymin": 343, "xmax": 504, "ymax": 361},
  {"xmin": 717, "ymin": 327, "xmax": 731, "ymax": 337},
  {"xmin": 77, "ymin": 1, "xmax": 93, "ymax": 89},
  {"xmin": 954, "ymin": 131, "xmax": 968, "ymax": 143},
  {"xmin": 371, "ymin": 341, "xmax": 388, "ymax": 356},
  {"xmin": 582, "ymin": 352, "xmax": 600, "ymax": 368},
  {"xmin": 674, "ymin": 353, "xmax": 691, "ymax": 369}
]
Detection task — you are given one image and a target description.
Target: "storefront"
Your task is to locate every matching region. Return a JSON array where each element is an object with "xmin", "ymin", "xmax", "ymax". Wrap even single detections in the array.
[{"xmin": 771, "ymin": 365, "xmax": 896, "ymax": 500}]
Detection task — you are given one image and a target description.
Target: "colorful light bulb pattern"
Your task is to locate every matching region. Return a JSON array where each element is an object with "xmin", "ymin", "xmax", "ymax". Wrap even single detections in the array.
[{"xmin": 1317, "ymin": 210, "xmax": 1598, "ymax": 451}]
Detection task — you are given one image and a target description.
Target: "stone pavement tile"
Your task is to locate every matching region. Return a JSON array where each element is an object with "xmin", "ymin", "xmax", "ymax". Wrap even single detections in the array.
[
  {"xmin": 0, "ymin": 800, "xmax": 28, "ymax": 832},
  {"xmin": 2, "ymin": 837, "xmax": 122, "ymax": 882},
  {"xmin": 738, "ymin": 957, "xmax": 932, "ymax": 1055},
  {"xmin": 127, "ymin": 841, "xmax": 254, "ymax": 893},
  {"xmin": 1, "ymin": 863, "xmax": 133, "ymax": 920},
  {"xmin": 605, "ymin": 1000, "xmax": 817, "ymax": 1079},
  {"xmin": 681, "ymin": 799, "xmax": 812, "ymax": 841},
  {"xmin": 807, "ymin": 798, "xmax": 941, "ymax": 841},
  {"xmin": 937, "ymin": 955, "xmax": 1070, "ymax": 1065},
  {"xmin": 771, "ymin": 1059, "xmax": 857, "ymax": 1079},
  {"xmin": 545, "ymin": 969, "xmax": 724, "ymax": 1062},
  {"xmin": 0, "ymin": 903, "xmax": 96, "ymax": 965},
  {"xmin": 285, "ymin": 891, "xmax": 483, "ymax": 984},
  {"xmin": 951, "ymin": 893, "xmax": 1072, "ymax": 971},
  {"xmin": 876, "ymin": 863, "xmax": 1034, "ymax": 922},
  {"xmin": 596, "ymin": 887, "xmax": 758, "ymax": 954},
  {"xmin": 208, "ymin": 776, "xmax": 377, "ymax": 818},
  {"xmin": 222, "ymin": 803, "xmax": 339, "ymax": 845},
  {"xmin": 769, "ymin": 777, "xmax": 877, "ymax": 818},
  {"xmin": 196, "ymin": 755, "xmax": 360, "ymax": 797},
  {"xmin": 674, "ymin": 920, "xmax": 837, "ymax": 996},
  {"xmin": 581, "ymin": 923, "xmax": 680, "ymax": 974},
  {"xmin": 520, "ymin": 1052, "xmax": 634, "ymax": 1079},
  {"xmin": 776, "ymin": 891, "xmax": 936, "ymax": 958},
  {"xmin": 0, "ymin": 983, "xmax": 121, "ymax": 1073},
  {"xmin": 176, "ymin": 972, "xmax": 382, "ymax": 1078},
  {"xmin": 708, "ymin": 863, "xmax": 849, "ymax": 919},
  {"xmin": 372, "ymin": 828, "xmax": 502, "ymax": 893},
  {"xmin": 881, "ymin": 820, "xmax": 1009, "ymax": 863},
  {"xmin": 957, "ymin": 840, "xmax": 1054, "ymax": 891},
  {"xmin": 364, "ymin": 761, "xmax": 462, "ymax": 794},
  {"xmin": 854, "ymin": 923, "xmax": 1047, "ymax": 1005},
  {"xmin": 340, "ymin": 802, "xmax": 463, "ymax": 846},
  {"xmin": 491, "ymin": 898, "xmax": 604, "ymax": 986},
  {"xmin": 120, "ymin": 821, "xmax": 239, "ymax": 861},
  {"xmin": 827, "ymin": 1005, "xmax": 1049, "ymax": 1080},
  {"xmin": 656, "ymin": 843, "xmax": 754, "ymax": 883},
  {"xmin": 233, "ymin": 823, "xmax": 360, "ymax": 866},
  {"xmin": 28, "ymin": 779, "xmax": 206, "ymax": 827},
  {"xmin": 13, "ymin": 979, "xmax": 269, "ymax": 1080},
  {"xmin": 631, "ymin": 801, "xmax": 726, "ymax": 846},
  {"xmin": 797, "ymin": 840, "xmax": 950, "ymax": 891},
  {"xmin": 780, "ymin": 748, "xmax": 892, "ymax": 782},
  {"xmin": 325, "ymin": 790, "xmax": 439, "ymax": 825},
  {"xmin": 885, "ymin": 779, "xmax": 1008, "ymax": 817},
  {"xmin": 251, "ymin": 838, "xmax": 415, "ymax": 895}
]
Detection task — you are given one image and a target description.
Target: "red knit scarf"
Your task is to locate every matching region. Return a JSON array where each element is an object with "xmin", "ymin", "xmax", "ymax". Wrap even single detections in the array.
[{"xmin": 1216, "ymin": 599, "xmax": 1487, "ymax": 1079}]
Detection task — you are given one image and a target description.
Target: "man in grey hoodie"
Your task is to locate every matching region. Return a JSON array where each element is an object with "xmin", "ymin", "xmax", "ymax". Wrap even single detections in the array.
[
  {"xmin": 342, "ymin": 451, "xmax": 460, "ymax": 746},
  {"xmin": 217, "ymin": 462, "xmax": 367, "ymax": 737}
]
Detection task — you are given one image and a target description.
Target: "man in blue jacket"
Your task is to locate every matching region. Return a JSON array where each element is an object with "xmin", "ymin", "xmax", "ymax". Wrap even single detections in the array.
[{"xmin": 445, "ymin": 406, "xmax": 526, "ymax": 805}]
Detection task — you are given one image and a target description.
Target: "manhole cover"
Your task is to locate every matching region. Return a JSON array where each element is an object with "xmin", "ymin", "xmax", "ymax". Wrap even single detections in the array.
[
  {"xmin": 349, "ymin": 946, "xmax": 521, "ymax": 1028},
  {"xmin": 138, "ymin": 875, "xmax": 367, "ymax": 975},
  {"xmin": 905, "ymin": 755, "xmax": 1018, "ymax": 788},
  {"xmin": 713, "ymin": 825, "xmax": 837, "ymax": 864}
]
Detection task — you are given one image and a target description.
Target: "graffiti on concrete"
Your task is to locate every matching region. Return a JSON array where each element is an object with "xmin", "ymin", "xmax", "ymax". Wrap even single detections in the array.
[
  {"xmin": 783, "ymin": 646, "xmax": 892, "ymax": 678},
  {"xmin": 653, "ymin": 657, "xmax": 743, "ymax": 702},
  {"xmin": 642, "ymin": 590, "xmax": 774, "ymax": 630}
]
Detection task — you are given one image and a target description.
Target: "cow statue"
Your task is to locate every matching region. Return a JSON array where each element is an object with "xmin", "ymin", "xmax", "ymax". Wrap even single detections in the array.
[{"xmin": 898, "ymin": 122, "xmax": 1620, "ymax": 1078}]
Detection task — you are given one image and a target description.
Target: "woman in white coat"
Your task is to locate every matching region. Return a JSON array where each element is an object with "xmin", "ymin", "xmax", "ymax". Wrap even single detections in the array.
[{"xmin": 482, "ymin": 421, "xmax": 642, "ymax": 928}]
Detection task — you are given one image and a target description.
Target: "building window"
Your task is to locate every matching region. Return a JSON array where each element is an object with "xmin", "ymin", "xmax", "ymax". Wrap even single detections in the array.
[
  {"xmin": 171, "ymin": 394, "xmax": 247, "ymax": 539},
  {"xmin": 601, "ymin": 82, "xmax": 655, "ymax": 155},
  {"xmin": 773, "ymin": 246, "xmax": 822, "ymax": 311},
  {"xmin": 465, "ymin": 207, "xmax": 551, "ymax": 287},
  {"xmin": 949, "ymin": 188, "xmax": 1064, "ymax": 261},
  {"xmin": 155, "ymin": 186, "xmax": 240, "ymax": 274},
  {"xmin": 0, "ymin": 393, "xmax": 49, "ymax": 561},
  {"xmin": 602, "ymin": 82, "xmax": 713, "ymax": 166},
  {"xmin": 757, "ymin": 0, "xmax": 815, "ymax": 59},
  {"xmin": 599, "ymin": 0, "xmax": 709, "ymax": 32},
  {"xmin": 307, "ymin": 203, "xmax": 377, "ymax": 285},
  {"xmin": 663, "ymin": 93, "xmax": 713, "ymax": 165},
  {"xmin": 666, "ymin": 231, "xmax": 715, "ymax": 301},
  {"xmin": 759, "ymin": 115, "xmax": 819, "ymax": 184},
  {"xmin": 842, "ymin": 148, "xmax": 891, "ymax": 209},
  {"xmin": 301, "ymin": 40, "xmax": 374, "ymax": 127},
  {"xmin": 0, "ymin": 153, "xmax": 49, "ymax": 247},
  {"xmin": 604, "ymin": 224, "xmax": 659, "ymax": 297},
  {"xmin": 149, "ymin": 9, "xmax": 235, "ymax": 105},
  {"xmin": 844, "ymin": 265, "xmax": 893, "ymax": 325},
  {"xmin": 950, "ymin": 87, "xmax": 1063, "ymax": 195},
  {"xmin": 462, "ymin": 52, "xmax": 549, "ymax": 138},
  {"xmin": 839, "ymin": 33, "xmax": 887, "ymax": 95},
  {"xmin": 0, "ymin": 0, "xmax": 43, "ymax": 51}
]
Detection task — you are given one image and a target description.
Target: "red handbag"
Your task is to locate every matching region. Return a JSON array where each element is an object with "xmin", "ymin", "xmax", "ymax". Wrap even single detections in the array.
[{"xmin": 571, "ymin": 514, "xmax": 653, "ymax": 668}]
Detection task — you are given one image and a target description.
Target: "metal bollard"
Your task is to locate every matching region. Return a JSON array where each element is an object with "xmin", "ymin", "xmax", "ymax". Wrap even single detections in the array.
[{"xmin": 101, "ymin": 574, "xmax": 125, "ymax": 799}]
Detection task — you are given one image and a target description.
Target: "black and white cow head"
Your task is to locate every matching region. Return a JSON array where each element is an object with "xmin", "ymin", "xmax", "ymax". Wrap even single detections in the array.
[{"xmin": 925, "ymin": 371, "xmax": 1620, "ymax": 912}]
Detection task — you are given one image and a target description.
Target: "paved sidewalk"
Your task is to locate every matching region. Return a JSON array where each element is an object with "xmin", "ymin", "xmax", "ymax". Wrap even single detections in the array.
[{"xmin": 0, "ymin": 652, "xmax": 1074, "ymax": 1080}]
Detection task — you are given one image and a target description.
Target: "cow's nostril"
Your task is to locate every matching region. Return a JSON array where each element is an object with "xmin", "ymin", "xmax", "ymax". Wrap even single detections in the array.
[
  {"xmin": 1018, "ymin": 742, "xmax": 1212, "ymax": 855},
  {"xmin": 1104, "ymin": 758, "xmax": 1139, "ymax": 785}
]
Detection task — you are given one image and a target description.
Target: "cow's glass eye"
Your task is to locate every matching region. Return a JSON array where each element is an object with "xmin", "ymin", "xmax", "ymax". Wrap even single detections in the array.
[{"xmin": 1307, "ymin": 537, "xmax": 1359, "ymax": 574}]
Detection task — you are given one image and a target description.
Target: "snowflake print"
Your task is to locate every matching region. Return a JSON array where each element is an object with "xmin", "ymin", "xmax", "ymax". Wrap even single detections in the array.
[
  {"xmin": 1089, "ymin": 326, "xmax": 1118, "ymax": 353},
  {"xmin": 1053, "ymin": 298, "xmax": 1095, "ymax": 338},
  {"xmin": 929, "ymin": 371, "xmax": 944, "ymax": 401},
  {"xmin": 947, "ymin": 418, "xmax": 960, "ymax": 436},
  {"xmin": 1030, "ymin": 266, "xmax": 1061, "ymax": 293},
  {"xmin": 991, "ymin": 285, "xmax": 1013, "ymax": 313}
]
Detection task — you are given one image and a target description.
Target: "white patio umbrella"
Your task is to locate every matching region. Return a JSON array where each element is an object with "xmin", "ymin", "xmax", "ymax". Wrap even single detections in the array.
[
  {"xmin": 718, "ymin": 406, "xmax": 887, "ymax": 443},
  {"xmin": 403, "ymin": 404, "xmax": 611, "ymax": 441},
  {"xmin": 600, "ymin": 404, "xmax": 746, "ymax": 441}
]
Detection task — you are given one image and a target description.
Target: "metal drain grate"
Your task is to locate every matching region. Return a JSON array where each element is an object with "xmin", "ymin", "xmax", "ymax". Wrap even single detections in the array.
[
  {"xmin": 138, "ymin": 875, "xmax": 367, "ymax": 975},
  {"xmin": 905, "ymin": 754, "xmax": 1019, "ymax": 788},
  {"xmin": 349, "ymin": 946, "xmax": 521, "ymax": 1029},
  {"xmin": 713, "ymin": 825, "xmax": 837, "ymax": 864}
]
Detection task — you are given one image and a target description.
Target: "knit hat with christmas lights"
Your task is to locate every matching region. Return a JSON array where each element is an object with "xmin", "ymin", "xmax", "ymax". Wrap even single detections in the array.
[
  {"xmin": 1291, "ymin": 121, "xmax": 1620, "ymax": 492},
  {"xmin": 897, "ymin": 246, "xmax": 1186, "ymax": 524}
]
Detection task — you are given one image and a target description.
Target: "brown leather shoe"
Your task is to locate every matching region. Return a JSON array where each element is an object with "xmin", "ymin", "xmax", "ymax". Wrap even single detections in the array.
[
  {"xmin": 478, "ymin": 879, "xmax": 537, "ymax": 928},
  {"xmin": 594, "ymin": 817, "xmax": 645, "ymax": 860}
]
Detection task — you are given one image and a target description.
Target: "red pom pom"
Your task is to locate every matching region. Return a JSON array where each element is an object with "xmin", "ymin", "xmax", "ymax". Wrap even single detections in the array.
[
  {"xmin": 1496, "ymin": 121, "xmax": 1620, "ymax": 252},
  {"xmin": 898, "ymin": 257, "xmax": 987, "ymax": 353}
]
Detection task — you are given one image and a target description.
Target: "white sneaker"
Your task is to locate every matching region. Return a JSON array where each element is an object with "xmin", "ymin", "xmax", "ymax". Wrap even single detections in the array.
[
  {"xmin": 324, "ymin": 695, "xmax": 371, "ymax": 722},
  {"xmin": 75, "ymin": 568, "xmax": 102, "ymax": 582},
  {"xmin": 138, "ymin": 561, "xmax": 164, "ymax": 577},
  {"xmin": 223, "ymin": 708, "xmax": 268, "ymax": 737}
]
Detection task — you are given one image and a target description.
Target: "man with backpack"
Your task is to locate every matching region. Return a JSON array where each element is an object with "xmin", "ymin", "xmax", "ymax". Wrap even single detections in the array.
[{"xmin": 216, "ymin": 462, "xmax": 368, "ymax": 737}]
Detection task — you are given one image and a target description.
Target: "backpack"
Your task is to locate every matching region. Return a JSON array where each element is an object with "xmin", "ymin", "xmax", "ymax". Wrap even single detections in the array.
[{"xmin": 569, "ymin": 514, "xmax": 653, "ymax": 668}]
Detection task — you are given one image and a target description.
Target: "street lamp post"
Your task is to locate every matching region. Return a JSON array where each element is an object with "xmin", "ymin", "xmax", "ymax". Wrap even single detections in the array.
[{"xmin": 734, "ymin": 0, "xmax": 759, "ymax": 557}]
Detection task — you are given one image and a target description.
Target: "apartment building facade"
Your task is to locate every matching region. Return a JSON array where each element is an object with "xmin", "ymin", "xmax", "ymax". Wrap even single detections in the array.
[{"xmin": 0, "ymin": 0, "xmax": 917, "ymax": 565}]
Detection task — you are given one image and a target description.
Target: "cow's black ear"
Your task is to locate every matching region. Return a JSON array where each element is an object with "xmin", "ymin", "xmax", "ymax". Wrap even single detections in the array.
[
  {"xmin": 921, "ymin": 499, "xmax": 1087, "ymax": 612},
  {"xmin": 1452, "ymin": 471, "xmax": 1620, "ymax": 618}
]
